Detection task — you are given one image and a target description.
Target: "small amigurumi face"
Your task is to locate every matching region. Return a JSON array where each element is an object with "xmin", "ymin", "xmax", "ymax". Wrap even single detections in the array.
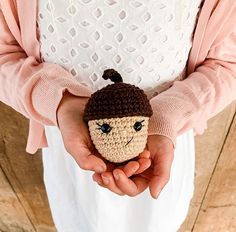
[
  {"xmin": 83, "ymin": 68, "xmax": 153, "ymax": 163},
  {"xmin": 88, "ymin": 116, "xmax": 149, "ymax": 163}
]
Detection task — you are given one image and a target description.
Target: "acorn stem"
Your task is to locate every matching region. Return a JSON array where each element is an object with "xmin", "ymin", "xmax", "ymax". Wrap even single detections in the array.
[{"xmin": 102, "ymin": 69, "xmax": 123, "ymax": 83}]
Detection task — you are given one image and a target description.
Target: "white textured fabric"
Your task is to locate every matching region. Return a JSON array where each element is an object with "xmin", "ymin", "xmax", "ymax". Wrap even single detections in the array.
[
  {"xmin": 37, "ymin": 0, "xmax": 203, "ymax": 98},
  {"xmin": 42, "ymin": 126, "xmax": 195, "ymax": 232},
  {"xmin": 37, "ymin": 0, "xmax": 202, "ymax": 231}
]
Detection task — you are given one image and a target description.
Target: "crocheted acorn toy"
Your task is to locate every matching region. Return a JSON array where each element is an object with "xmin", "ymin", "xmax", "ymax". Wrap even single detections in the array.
[{"xmin": 83, "ymin": 69, "xmax": 153, "ymax": 163}]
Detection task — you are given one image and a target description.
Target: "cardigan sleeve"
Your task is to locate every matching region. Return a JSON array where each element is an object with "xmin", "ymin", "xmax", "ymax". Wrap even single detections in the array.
[
  {"xmin": 148, "ymin": 9, "xmax": 236, "ymax": 149},
  {"xmin": 0, "ymin": 8, "xmax": 92, "ymax": 127}
]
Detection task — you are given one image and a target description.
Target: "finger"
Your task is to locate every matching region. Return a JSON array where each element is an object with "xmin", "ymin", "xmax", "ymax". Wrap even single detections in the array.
[
  {"xmin": 131, "ymin": 176, "xmax": 150, "ymax": 194},
  {"xmin": 121, "ymin": 150, "xmax": 150, "ymax": 178},
  {"xmin": 62, "ymin": 118, "xmax": 107, "ymax": 173},
  {"xmin": 137, "ymin": 149, "xmax": 151, "ymax": 159},
  {"xmin": 113, "ymin": 169, "xmax": 147, "ymax": 197},
  {"xmin": 102, "ymin": 172, "xmax": 126, "ymax": 196},
  {"xmin": 93, "ymin": 177, "xmax": 109, "ymax": 189},
  {"xmin": 94, "ymin": 159, "xmax": 139, "ymax": 180},
  {"xmin": 123, "ymin": 161, "xmax": 140, "ymax": 177},
  {"xmin": 107, "ymin": 160, "xmax": 140, "ymax": 178},
  {"xmin": 149, "ymin": 176, "xmax": 167, "ymax": 199},
  {"xmin": 97, "ymin": 172, "xmax": 125, "ymax": 196},
  {"xmin": 149, "ymin": 152, "xmax": 174, "ymax": 199},
  {"xmin": 134, "ymin": 158, "xmax": 151, "ymax": 175},
  {"xmin": 138, "ymin": 168, "xmax": 153, "ymax": 180},
  {"xmin": 72, "ymin": 145, "xmax": 107, "ymax": 173},
  {"xmin": 131, "ymin": 150, "xmax": 151, "ymax": 175},
  {"xmin": 92, "ymin": 172, "xmax": 103, "ymax": 184}
]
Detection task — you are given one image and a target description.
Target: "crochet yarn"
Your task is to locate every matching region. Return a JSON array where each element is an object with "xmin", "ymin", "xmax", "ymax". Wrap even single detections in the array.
[
  {"xmin": 83, "ymin": 69, "xmax": 153, "ymax": 163},
  {"xmin": 83, "ymin": 69, "xmax": 153, "ymax": 122},
  {"xmin": 88, "ymin": 116, "xmax": 149, "ymax": 163}
]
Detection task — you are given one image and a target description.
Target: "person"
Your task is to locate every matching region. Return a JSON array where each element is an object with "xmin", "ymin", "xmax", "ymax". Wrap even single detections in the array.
[{"xmin": 0, "ymin": 0, "xmax": 236, "ymax": 231}]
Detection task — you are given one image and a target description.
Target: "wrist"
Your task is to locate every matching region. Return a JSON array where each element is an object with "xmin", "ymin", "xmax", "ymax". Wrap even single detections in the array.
[
  {"xmin": 148, "ymin": 113, "xmax": 177, "ymax": 149},
  {"xmin": 148, "ymin": 134, "xmax": 175, "ymax": 150},
  {"xmin": 56, "ymin": 90, "xmax": 89, "ymax": 128}
]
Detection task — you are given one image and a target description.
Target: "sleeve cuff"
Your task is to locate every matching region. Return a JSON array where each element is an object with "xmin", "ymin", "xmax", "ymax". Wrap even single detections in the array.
[
  {"xmin": 148, "ymin": 113, "xmax": 177, "ymax": 149},
  {"xmin": 27, "ymin": 63, "xmax": 93, "ymax": 126}
]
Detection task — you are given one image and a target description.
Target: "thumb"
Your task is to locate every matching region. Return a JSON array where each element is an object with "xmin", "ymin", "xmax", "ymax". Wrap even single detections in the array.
[
  {"xmin": 67, "ymin": 140, "xmax": 107, "ymax": 173},
  {"xmin": 149, "ymin": 151, "xmax": 174, "ymax": 199},
  {"xmin": 63, "ymin": 125, "xmax": 107, "ymax": 173},
  {"xmin": 58, "ymin": 107, "xmax": 107, "ymax": 173}
]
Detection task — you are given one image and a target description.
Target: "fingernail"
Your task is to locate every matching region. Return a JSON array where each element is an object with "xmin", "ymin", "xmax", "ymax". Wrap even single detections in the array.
[
  {"xmin": 113, "ymin": 171, "xmax": 119, "ymax": 180},
  {"xmin": 95, "ymin": 166, "xmax": 105, "ymax": 173},
  {"xmin": 97, "ymin": 180, "xmax": 103, "ymax": 185}
]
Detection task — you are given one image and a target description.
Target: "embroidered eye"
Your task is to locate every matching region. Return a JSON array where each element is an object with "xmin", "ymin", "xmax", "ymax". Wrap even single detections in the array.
[
  {"xmin": 133, "ymin": 120, "xmax": 145, "ymax": 132},
  {"xmin": 96, "ymin": 122, "xmax": 112, "ymax": 134}
]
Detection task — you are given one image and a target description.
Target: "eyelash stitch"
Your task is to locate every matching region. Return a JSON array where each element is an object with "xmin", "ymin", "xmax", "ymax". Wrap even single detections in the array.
[{"xmin": 96, "ymin": 122, "xmax": 113, "ymax": 134}]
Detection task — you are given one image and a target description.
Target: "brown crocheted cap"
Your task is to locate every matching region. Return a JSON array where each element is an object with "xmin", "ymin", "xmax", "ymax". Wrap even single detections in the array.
[{"xmin": 83, "ymin": 69, "xmax": 153, "ymax": 122}]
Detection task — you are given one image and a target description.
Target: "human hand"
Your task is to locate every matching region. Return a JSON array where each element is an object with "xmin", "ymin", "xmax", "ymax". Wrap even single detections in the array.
[
  {"xmin": 56, "ymin": 90, "xmax": 107, "ymax": 173},
  {"xmin": 146, "ymin": 134, "xmax": 175, "ymax": 198},
  {"xmin": 92, "ymin": 134, "xmax": 175, "ymax": 199},
  {"xmin": 93, "ymin": 149, "xmax": 151, "ymax": 196}
]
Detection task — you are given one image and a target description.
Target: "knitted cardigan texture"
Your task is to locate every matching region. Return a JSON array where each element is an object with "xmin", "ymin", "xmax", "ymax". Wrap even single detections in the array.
[{"xmin": 0, "ymin": 0, "xmax": 236, "ymax": 153}]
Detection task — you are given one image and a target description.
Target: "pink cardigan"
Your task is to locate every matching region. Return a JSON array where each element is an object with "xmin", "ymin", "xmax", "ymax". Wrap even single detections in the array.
[{"xmin": 0, "ymin": 0, "xmax": 236, "ymax": 154}]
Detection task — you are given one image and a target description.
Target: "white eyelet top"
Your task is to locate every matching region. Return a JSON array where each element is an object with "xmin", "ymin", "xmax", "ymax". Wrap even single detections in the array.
[{"xmin": 37, "ymin": 0, "xmax": 203, "ymax": 99}]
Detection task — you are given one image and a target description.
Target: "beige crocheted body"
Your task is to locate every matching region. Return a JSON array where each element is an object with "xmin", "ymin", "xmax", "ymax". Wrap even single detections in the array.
[{"xmin": 88, "ymin": 116, "xmax": 149, "ymax": 163}]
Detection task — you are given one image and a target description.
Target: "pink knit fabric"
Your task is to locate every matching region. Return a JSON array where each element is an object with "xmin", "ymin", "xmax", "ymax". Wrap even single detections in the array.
[{"xmin": 0, "ymin": 0, "xmax": 236, "ymax": 153}]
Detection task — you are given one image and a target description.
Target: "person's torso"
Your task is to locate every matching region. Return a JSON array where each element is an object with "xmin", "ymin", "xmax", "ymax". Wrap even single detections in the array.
[{"xmin": 36, "ymin": 0, "xmax": 203, "ymax": 98}]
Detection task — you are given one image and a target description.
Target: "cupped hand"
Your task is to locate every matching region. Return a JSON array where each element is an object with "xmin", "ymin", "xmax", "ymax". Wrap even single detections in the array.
[
  {"xmin": 93, "ymin": 149, "xmax": 151, "ymax": 196},
  {"xmin": 93, "ymin": 134, "xmax": 175, "ymax": 199},
  {"xmin": 146, "ymin": 134, "xmax": 175, "ymax": 198},
  {"xmin": 56, "ymin": 90, "xmax": 107, "ymax": 173},
  {"xmin": 56, "ymin": 90, "xmax": 152, "ymax": 180}
]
